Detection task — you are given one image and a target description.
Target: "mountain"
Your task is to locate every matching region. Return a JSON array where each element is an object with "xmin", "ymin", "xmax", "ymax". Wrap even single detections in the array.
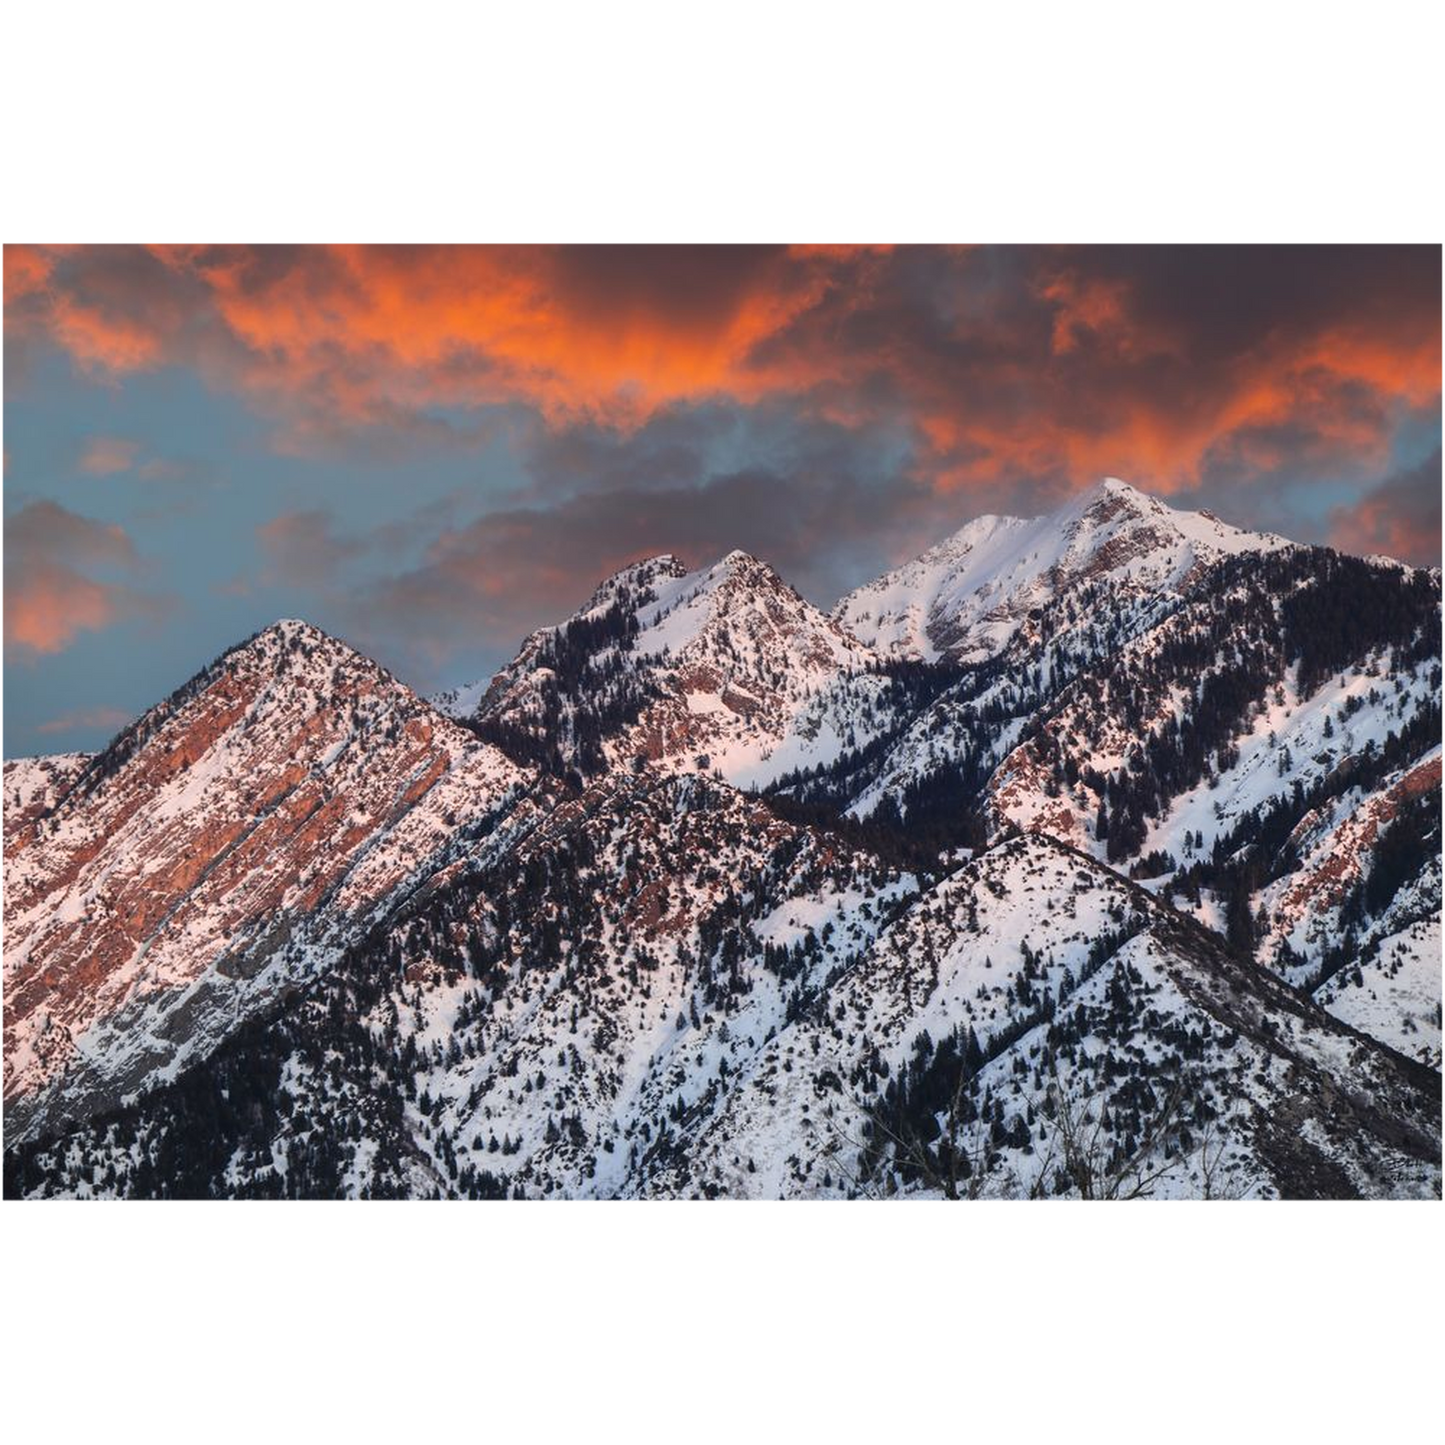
[
  {"xmin": 8, "ymin": 827, "xmax": 1436, "ymax": 1199},
  {"xmin": 770, "ymin": 497, "xmax": 1441, "ymax": 1077},
  {"xmin": 835, "ymin": 477, "xmax": 1291, "ymax": 663},
  {"xmin": 4, "ymin": 751, "xmax": 91, "ymax": 851},
  {"xmin": 1257, "ymin": 749, "xmax": 1442, "ymax": 1066},
  {"xmin": 436, "ymin": 548, "xmax": 875, "ymax": 789},
  {"xmin": 3, "ymin": 619, "xmax": 534, "ymax": 1146},
  {"xmin": 5, "ymin": 480, "xmax": 1440, "ymax": 1198}
]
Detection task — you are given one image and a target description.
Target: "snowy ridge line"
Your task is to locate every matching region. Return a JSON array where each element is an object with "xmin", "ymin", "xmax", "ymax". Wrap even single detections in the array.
[{"xmin": 4, "ymin": 480, "xmax": 1440, "ymax": 1198}]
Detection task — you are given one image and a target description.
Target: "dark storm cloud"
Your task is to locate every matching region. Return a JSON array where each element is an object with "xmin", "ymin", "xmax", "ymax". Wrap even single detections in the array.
[
  {"xmin": 518, "ymin": 403, "xmax": 742, "ymax": 499},
  {"xmin": 1068, "ymin": 245, "xmax": 1440, "ymax": 361},
  {"xmin": 547, "ymin": 245, "xmax": 794, "ymax": 330}
]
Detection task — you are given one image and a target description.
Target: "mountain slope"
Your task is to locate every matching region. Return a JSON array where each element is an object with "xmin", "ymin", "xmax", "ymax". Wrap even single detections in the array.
[
  {"xmin": 771, "ymin": 515, "xmax": 1442, "ymax": 1075},
  {"xmin": 4, "ymin": 752, "xmax": 91, "ymax": 852},
  {"xmin": 439, "ymin": 549, "xmax": 877, "ymax": 788},
  {"xmin": 5, "ymin": 770, "xmax": 916, "ymax": 1197},
  {"xmin": 3, "ymin": 619, "xmax": 533, "ymax": 1145},
  {"xmin": 7, "ymin": 829, "xmax": 1435, "ymax": 1200},
  {"xmin": 5, "ymin": 479, "xmax": 1439, "ymax": 1199},
  {"xmin": 654, "ymin": 833, "xmax": 1439, "ymax": 1200},
  {"xmin": 835, "ymin": 477, "xmax": 1290, "ymax": 663}
]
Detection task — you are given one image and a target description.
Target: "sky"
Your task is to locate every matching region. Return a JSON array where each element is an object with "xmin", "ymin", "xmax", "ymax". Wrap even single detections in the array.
[{"xmin": 3, "ymin": 243, "xmax": 1440, "ymax": 758}]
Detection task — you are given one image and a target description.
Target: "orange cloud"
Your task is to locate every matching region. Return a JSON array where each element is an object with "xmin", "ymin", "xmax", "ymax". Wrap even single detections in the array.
[
  {"xmin": 7, "ymin": 245, "xmax": 1440, "ymax": 505},
  {"xmin": 3, "ymin": 500, "xmax": 160, "ymax": 659},
  {"xmin": 5, "ymin": 563, "xmax": 123, "ymax": 656},
  {"xmin": 49, "ymin": 296, "xmax": 165, "ymax": 373},
  {"xmin": 180, "ymin": 244, "xmax": 849, "ymax": 436},
  {"xmin": 4, "ymin": 244, "xmax": 55, "ymax": 304},
  {"xmin": 1039, "ymin": 270, "xmax": 1166, "ymax": 360},
  {"xmin": 917, "ymin": 308, "xmax": 1433, "ymax": 498}
]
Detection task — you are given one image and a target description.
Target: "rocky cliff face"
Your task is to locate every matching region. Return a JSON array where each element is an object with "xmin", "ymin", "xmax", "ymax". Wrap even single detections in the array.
[
  {"xmin": 440, "ymin": 548, "xmax": 875, "ymax": 789},
  {"xmin": 4, "ymin": 619, "xmax": 530, "ymax": 1144}
]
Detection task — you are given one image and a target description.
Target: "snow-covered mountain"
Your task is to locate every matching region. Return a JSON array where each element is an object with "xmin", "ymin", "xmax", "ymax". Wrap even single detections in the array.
[
  {"xmin": 3, "ymin": 620, "xmax": 534, "ymax": 1145},
  {"xmin": 9, "ymin": 827, "xmax": 1436, "ymax": 1200},
  {"xmin": 835, "ymin": 477, "xmax": 1290, "ymax": 663},
  {"xmin": 436, "ymin": 548, "xmax": 875, "ymax": 789},
  {"xmin": 5, "ymin": 480, "xmax": 1440, "ymax": 1198}
]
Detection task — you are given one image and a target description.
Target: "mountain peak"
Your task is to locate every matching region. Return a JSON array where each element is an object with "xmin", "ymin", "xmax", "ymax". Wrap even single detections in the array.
[
  {"xmin": 67, "ymin": 615, "xmax": 465, "ymax": 821},
  {"xmin": 240, "ymin": 616, "xmax": 349, "ymax": 661},
  {"xmin": 706, "ymin": 548, "xmax": 790, "ymax": 597},
  {"xmin": 3, "ymin": 615, "xmax": 527, "ymax": 1144},
  {"xmin": 447, "ymin": 534, "xmax": 875, "ymax": 787},
  {"xmin": 1098, "ymin": 475, "xmax": 1148, "ymax": 499},
  {"xmin": 719, "ymin": 547, "xmax": 764, "ymax": 570},
  {"xmin": 1058, "ymin": 475, "xmax": 1163, "ymax": 526},
  {"xmin": 1058, "ymin": 477, "xmax": 1292, "ymax": 550},
  {"xmin": 575, "ymin": 554, "xmax": 690, "ymax": 618},
  {"xmin": 1090, "ymin": 475, "xmax": 1146, "ymax": 501},
  {"xmin": 252, "ymin": 616, "xmax": 333, "ymax": 643},
  {"xmin": 198, "ymin": 618, "xmax": 389, "ymax": 700},
  {"xmin": 837, "ymin": 476, "xmax": 1290, "ymax": 662}
]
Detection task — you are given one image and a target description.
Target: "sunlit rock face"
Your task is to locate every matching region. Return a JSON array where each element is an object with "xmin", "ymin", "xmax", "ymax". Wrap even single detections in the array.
[{"xmin": 3, "ymin": 619, "xmax": 530, "ymax": 1144}]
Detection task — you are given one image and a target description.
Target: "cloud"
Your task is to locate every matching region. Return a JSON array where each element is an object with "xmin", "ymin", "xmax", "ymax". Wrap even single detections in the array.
[
  {"xmin": 252, "ymin": 496, "xmax": 465, "ymax": 600},
  {"xmin": 4, "ymin": 244, "xmax": 56, "ymax": 305},
  {"xmin": 36, "ymin": 705, "xmax": 133, "ymax": 737},
  {"xmin": 9, "ymin": 247, "xmax": 1437, "ymax": 512},
  {"xmin": 70, "ymin": 435, "xmax": 213, "ymax": 500},
  {"xmin": 3, "ymin": 500, "xmax": 163, "ymax": 658},
  {"xmin": 7, "ymin": 245, "xmax": 1439, "ymax": 689},
  {"xmin": 753, "ymin": 245, "xmax": 1440, "ymax": 498},
  {"xmin": 346, "ymin": 434, "xmax": 957, "ymax": 680},
  {"xmin": 7, "ymin": 499, "xmax": 138, "ymax": 569},
  {"xmin": 78, "ymin": 435, "xmax": 141, "ymax": 475},
  {"xmin": 4, "ymin": 563, "xmax": 127, "ymax": 657},
  {"xmin": 1328, "ymin": 450, "xmax": 1442, "ymax": 567},
  {"xmin": 256, "ymin": 509, "xmax": 367, "ymax": 585}
]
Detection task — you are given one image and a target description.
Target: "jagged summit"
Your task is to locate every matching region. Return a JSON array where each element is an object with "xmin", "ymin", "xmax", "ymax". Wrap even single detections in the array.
[
  {"xmin": 438, "ymin": 541, "xmax": 874, "ymax": 784},
  {"xmin": 173, "ymin": 616, "xmax": 367, "ymax": 689},
  {"xmin": 573, "ymin": 554, "xmax": 689, "ymax": 618},
  {"xmin": 240, "ymin": 616, "xmax": 342, "ymax": 656},
  {"xmin": 1055, "ymin": 475, "xmax": 1287, "ymax": 551},
  {"xmin": 836, "ymin": 476, "xmax": 1290, "ymax": 662},
  {"xmin": 1080, "ymin": 474, "xmax": 1149, "ymax": 501},
  {"xmin": 70, "ymin": 616, "xmax": 410, "ymax": 787},
  {"xmin": 717, "ymin": 547, "xmax": 768, "ymax": 571}
]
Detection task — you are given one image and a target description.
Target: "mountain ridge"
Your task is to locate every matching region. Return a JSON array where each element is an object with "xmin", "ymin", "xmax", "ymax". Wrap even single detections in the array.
[
  {"xmin": 6, "ymin": 478, "xmax": 1440, "ymax": 1197},
  {"xmin": 3, "ymin": 615, "xmax": 535, "ymax": 1145}
]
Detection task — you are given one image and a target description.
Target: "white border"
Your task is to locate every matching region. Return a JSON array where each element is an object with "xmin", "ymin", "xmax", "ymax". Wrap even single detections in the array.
[
  {"xmin": 3, "ymin": 1, "xmax": 1444, "ymax": 241},
  {"xmin": 2, "ymin": 3, "xmax": 1442, "ymax": 1438}
]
